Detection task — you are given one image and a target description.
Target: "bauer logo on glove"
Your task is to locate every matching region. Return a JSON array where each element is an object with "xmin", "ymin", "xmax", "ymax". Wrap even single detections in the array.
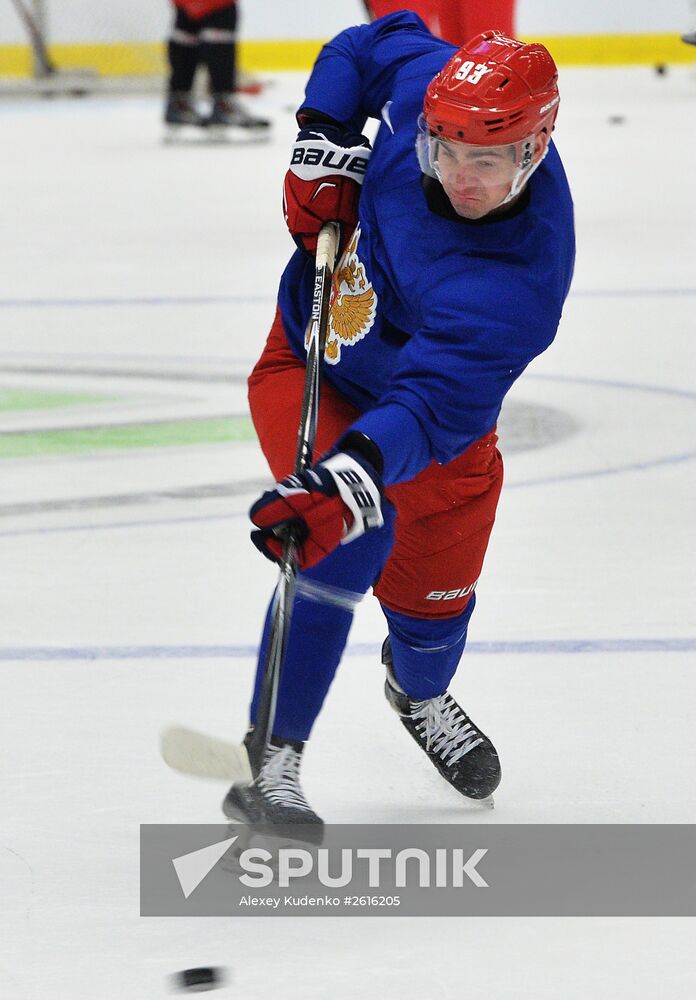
[
  {"xmin": 289, "ymin": 138, "xmax": 370, "ymax": 180},
  {"xmin": 283, "ymin": 122, "xmax": 372, "ymax": 254},
  {"xmin": 249, "ymin": 449, "xmax": 384, "ymax": 569}
]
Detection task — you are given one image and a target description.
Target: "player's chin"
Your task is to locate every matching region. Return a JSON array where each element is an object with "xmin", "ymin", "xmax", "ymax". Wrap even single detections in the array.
[
  {"xmin": 449, "ymin": 194, "xmax": 492, "ymax": 219},
  {"xmin": 449, "ymin": 195, "xmax": 491, "ymax": 220}
]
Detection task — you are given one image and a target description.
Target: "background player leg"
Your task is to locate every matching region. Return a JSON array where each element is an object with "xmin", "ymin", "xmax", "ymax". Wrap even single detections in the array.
[
  {"xmin": 164, "ymin": 9, "xmax": 205, "ymax": 136},
  {"xmin": 200, "ymin": 4, "xmax": 270, "ymax": 139}
]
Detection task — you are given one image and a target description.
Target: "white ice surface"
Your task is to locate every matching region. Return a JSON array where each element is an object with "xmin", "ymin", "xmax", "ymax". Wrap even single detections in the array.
[{"xmin": 1, "ymin": 68, "xmax": 695, "ymax": 998}]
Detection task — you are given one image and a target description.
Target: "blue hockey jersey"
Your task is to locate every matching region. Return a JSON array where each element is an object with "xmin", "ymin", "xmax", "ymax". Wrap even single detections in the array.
[{"xmin": 276, "ymin": 12, "xmax": 576, "ymax": 486}]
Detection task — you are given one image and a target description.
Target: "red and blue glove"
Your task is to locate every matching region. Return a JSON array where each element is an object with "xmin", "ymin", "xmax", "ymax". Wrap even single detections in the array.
[
  {"xmin": 283, "ymin": 121, "xmax": 372, "ymax": 254},
  {"xmin": 250, "ymin": 444, "xmax": 384, "ymax": 570}
]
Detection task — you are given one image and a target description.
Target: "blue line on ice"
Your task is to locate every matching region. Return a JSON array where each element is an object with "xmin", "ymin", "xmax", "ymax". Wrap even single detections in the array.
[
  {"xmin": 0, "ymin": 638, "xmax": 693, "ymax": 661},
  {"xmin": 0, "ymin": 295, "xmax": 274, "ymax": 309},
  {"xmin": 2, "ymin": 288, "xmax": 696, "ymax": 309},
  {"xmin": 0, "ymin": 512, "xmax": 247, "ymax": 538}
]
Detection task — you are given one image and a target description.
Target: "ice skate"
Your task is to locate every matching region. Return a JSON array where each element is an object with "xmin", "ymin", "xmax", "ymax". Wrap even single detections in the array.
[
  {"xmin": 222, "ymin": 731, "xmax": 324, "ymax": 842},
  {"xmin": 205, "ymin": 93, "xmax": 271, "ymax": 142},
  {"xmin": 382, "ymin": 639, "xmax": 500, "ymax": 805},
  {"xmin": 163, "ymin": 91, "xmax": 206, "ymax": 142}
]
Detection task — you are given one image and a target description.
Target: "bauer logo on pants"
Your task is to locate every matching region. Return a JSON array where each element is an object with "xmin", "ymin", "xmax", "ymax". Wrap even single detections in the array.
[{"xmin": 426, "ymin": 580, "xmax": 478, "ymax": 601}]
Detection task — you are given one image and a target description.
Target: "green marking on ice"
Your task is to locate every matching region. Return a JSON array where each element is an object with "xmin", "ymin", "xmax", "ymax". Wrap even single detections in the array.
[
  {"xmin": 0, "ymin": 416, "xmax": 257, "ymax": 458},
  {"xmin": 0, "ymin": 388, "xmax": 109, "ymax": 412}
]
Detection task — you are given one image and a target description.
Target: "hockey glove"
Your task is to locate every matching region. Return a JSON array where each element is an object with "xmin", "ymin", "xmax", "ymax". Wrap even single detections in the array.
[
  {"xmin": 250, "ymin": 450, "xmax": 384, "ymax": 569},
  {"xmin": 283, "ymin": 123, "xmax": 372, "ymax": 254}
]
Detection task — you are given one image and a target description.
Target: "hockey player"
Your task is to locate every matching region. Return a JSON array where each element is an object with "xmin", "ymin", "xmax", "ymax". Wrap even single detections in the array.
[
  {"xmin": 223, "ymin": 13, "xmax": 575, "ymax": 827},
  {"xmin": 165, "ymin": 0, "xmax": 270, "ymax": 137}
]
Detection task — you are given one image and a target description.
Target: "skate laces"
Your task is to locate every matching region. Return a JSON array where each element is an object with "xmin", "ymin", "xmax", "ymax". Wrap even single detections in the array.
[
  {"xmin": 411, "ymin": 694, "xmax": 483, "ymax": 764},
  {"xmin": 257, "ymin": 744, "xmax": 311, "ymax": 810}
]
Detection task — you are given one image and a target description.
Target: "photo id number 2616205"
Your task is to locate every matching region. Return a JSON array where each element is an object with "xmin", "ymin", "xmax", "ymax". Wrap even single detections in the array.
[{"xmin": 344, "ymin": 895, "xmax": 401, "ymax": 907}]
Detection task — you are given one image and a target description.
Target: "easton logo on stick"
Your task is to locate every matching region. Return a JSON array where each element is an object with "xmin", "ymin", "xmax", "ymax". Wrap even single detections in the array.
[{"xmin": 310, "ymin": 226, "xmax": 377, "ymax": 364}]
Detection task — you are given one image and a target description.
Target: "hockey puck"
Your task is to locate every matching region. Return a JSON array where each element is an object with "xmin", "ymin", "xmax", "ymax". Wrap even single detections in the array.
[
  {"xmin": 173, "ymin": 967, "xmax": 225, "ymax": 992},
  {"xmin": 654, "ymin": 63, "xmax": 667, "ymax": 75},
  {"xmin": 608, "ymin": 115, "xmax": 625, "ymax": 125}
]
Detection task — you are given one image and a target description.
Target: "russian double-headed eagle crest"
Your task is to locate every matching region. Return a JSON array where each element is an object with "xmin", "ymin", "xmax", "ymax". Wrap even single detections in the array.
[{"xmin": 309, "ymin": 225, "xmax": 377, "ymax": 365}]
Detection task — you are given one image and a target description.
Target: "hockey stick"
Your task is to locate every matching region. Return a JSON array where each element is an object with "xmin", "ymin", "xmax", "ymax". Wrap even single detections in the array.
[
  {"xmin": 161, "ymin": 222, "xmax": 340, "ymax": 784},
  {"xmin": 245, "ymin": 221, "xmax": 339, "ymax": 774},
  {"xmin": 10, "ymin": 0, "xmax": 56, "ymax": 77}
]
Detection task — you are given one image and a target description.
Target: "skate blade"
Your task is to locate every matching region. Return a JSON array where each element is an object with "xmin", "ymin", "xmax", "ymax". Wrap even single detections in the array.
[
  {"xmin": 204, "ymin": 124, "xmax": 271, "ymax": 144},
  {"xmin": 162, "ymin": 124, "xmax": 207, "ymax": 145},
  {"xmin": 160, "ymin": 725, "xmax": 253, "ymax": 783}
]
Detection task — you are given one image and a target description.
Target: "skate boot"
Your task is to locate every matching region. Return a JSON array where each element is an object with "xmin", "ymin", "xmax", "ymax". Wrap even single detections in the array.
[
  {"xmin": 163, "ymin": 92, "xmax": 205, "ymax": 141},
  {"xmin": 382, "ymin": 638, "xmax": 501, "ymax": 802},
  {"xmin": 206, "ymin": 93, "xmax": 271, "ymax": 141},
  {"xmin": 222, "ymin": 731, "xmax": 324, "ymax": 841}
]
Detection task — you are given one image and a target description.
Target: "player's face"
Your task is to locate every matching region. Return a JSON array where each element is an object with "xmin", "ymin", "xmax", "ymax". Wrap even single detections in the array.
[
  {"xmin": 435, "ymin": 141, "xmax": 519, "ymax": 218},
  {"xmin": 434, "ymin": 134, "xmax": 547, "ymax": 219}
]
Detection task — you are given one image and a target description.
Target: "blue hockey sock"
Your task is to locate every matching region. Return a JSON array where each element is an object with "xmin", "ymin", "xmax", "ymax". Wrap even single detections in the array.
[
  {"xmin": 382, "ymin": 596, "xmax": 477, "ymax": 700},
  {"xmin": 250, "ymin": 503, "xmax": 395, "ymax": 741}
]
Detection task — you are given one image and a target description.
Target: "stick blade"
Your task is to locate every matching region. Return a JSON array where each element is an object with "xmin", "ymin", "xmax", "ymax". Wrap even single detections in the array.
[{"xmin": 160, "ymin": 725, "xmax": 253, "ymax": 783}]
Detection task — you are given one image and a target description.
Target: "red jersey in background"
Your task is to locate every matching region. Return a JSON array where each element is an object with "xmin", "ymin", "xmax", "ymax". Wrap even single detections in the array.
[
  {"xmin": 364, "ymin": 0, "xmax": 515, "ymax": 43},
  {"xmin": 173, "ymin": 0, "xmax": 235, "ymax": 20}
]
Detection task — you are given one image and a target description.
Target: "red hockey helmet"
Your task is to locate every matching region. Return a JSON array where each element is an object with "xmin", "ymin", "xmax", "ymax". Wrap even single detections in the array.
[{"xmin": 423, "ymin": 31, "xmax": 560, "ymax": 146}]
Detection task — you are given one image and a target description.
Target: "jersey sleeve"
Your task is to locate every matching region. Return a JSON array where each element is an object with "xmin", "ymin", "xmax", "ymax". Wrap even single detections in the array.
[
  {"xmin": 300, "ymin": 12, "xmax": 447, "ymax": 130},
  {"xmin": 350, "ymin": 264, "xmax": 563, "ymax": 485}
]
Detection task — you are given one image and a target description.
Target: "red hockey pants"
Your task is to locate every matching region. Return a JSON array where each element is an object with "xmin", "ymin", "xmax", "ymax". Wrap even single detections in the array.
[{"xmin": 247, "ymin": 309, "xmax": 504, "ymax": 620}]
